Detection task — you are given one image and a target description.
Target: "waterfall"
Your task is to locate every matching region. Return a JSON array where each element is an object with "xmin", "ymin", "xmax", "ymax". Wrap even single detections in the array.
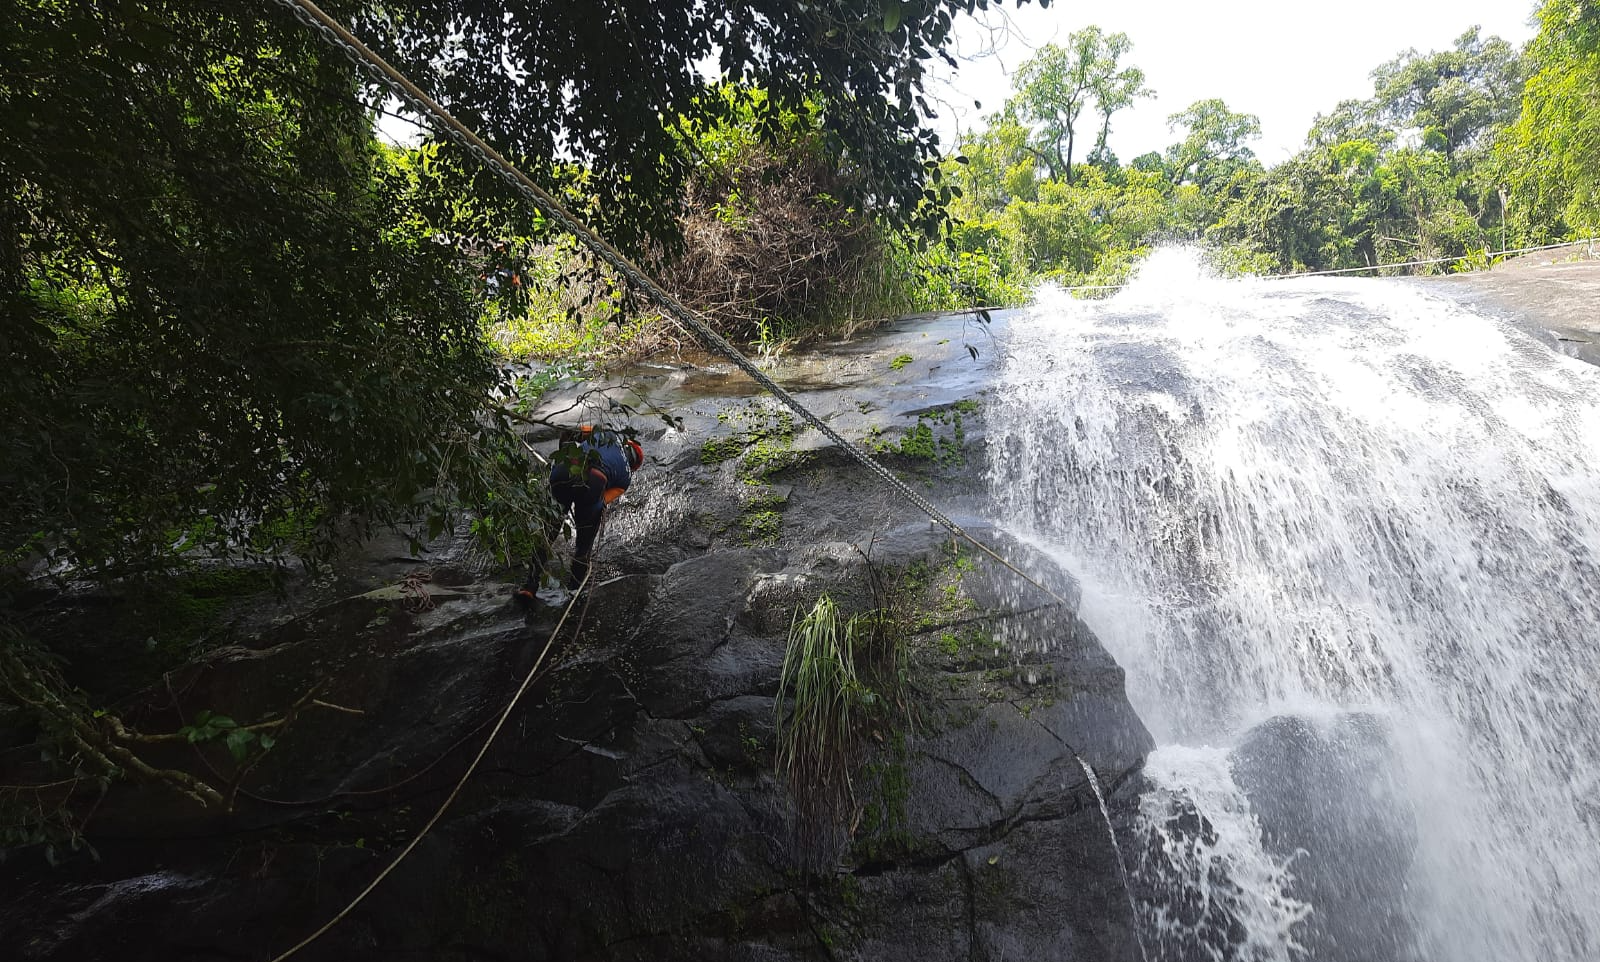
[{"xmin": 987, "ymin": 249, "xmax": 1600, "ymax": 961}]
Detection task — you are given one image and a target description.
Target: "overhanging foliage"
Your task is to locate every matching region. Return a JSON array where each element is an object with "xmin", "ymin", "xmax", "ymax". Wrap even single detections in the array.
[
  {"xmin": 1, "ymin": 0, "xmax": 545, "ymax": 575},
  {"xmin": 365, "ymin": 0, "xmax": 1049, "ymax": 255}
]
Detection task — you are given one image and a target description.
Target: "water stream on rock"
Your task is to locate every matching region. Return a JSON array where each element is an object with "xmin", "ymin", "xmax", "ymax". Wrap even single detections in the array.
[
  {"xmin": 1078, "ymin": 753, "xmax": 1154, "ymax": 962},
  {"xmin": 986, "ymin": 249, "xmax": 1600, "ymax": 961}
]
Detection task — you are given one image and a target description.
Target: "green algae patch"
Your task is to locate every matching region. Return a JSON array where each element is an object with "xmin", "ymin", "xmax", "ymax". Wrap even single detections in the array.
[
  {"xmin": 701, "ymin": 401, "xmax": 810, "ymax": 544},
  {"xmin": 869, "ymin": 399, "xmax": 977, "ymax": 468}
]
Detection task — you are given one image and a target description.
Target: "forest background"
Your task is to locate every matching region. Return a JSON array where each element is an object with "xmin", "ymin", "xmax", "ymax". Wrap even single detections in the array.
[
  {"xmin": 2, "ymin": 0, "xmax": 1598, "ymax": 851},
  {"xmin": 486, "ymin": 0, "xmax": 1600, "ymax": 357}
]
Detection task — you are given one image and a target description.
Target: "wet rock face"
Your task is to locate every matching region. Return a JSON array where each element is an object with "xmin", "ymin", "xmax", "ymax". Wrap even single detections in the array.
[
  {"xmin": 1125, "ymin": 788, "xmax": 1259, "ymax": 962},
  {"xmin": 0, "ymin": 339, "xmax": 1153, "ymax": 961},
  {"xmin": 1229, "ymin": 713, "xmax": 1421, "ymax": 962}
]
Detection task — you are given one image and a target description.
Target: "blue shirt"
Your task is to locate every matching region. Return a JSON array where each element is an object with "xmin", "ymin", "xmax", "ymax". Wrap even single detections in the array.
[
  {"xmin": 551, "ymin": 432, "xmax": 631, "ymax": 494},
  {"xmin": 590, "ymin": 437, "xmax": 632, "ymax": 492}
]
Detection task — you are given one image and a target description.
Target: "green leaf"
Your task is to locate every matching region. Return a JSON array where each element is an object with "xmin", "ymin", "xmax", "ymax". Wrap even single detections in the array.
[
  {"xmin": 883, "ymin": 3, "xmax": 903, "ymax": 33},
  {"xmin": 224, "ymin": 729, "xmax": 254, "ymax": 763}
]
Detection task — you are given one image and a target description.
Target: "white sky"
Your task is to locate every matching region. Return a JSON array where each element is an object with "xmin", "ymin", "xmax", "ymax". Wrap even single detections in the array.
[{"xmin": 928, "ymin": 0, "xmax": 1541, "ymax": 164}]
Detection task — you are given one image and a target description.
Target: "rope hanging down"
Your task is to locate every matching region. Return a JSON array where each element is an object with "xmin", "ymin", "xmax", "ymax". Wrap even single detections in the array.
[
  {"xmin": 263, "ymin": 0, "xmax": 1075, "ymax": 611},
  {"xmin": 267, "ymin": 568, "xmax": 595, "ymax": 962}
]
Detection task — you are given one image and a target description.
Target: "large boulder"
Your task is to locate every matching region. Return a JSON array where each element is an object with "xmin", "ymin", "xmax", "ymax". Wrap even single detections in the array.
[
  {"xmin": 1229, "ymin": 712, "xmax": 1420, "ymax": 962},
  {"xmin": 1, "ymin": 366, "xmax": 1154, "ymax": 961}
]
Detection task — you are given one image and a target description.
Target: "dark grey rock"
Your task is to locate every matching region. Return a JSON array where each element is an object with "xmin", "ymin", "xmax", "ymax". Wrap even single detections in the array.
[
  {"xmin": 1229, "ymin": 712, "xmax": 1420, "ymax": 962},
  {"xmin": 1, "ymin": 320, "xmax": 1153, "ymax": 962}
]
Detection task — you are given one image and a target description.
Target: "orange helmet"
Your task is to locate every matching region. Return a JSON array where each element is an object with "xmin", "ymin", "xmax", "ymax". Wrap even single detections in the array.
[{"xmin": 625, "ymin": 439, "xmax": 644, "ymax": 471}]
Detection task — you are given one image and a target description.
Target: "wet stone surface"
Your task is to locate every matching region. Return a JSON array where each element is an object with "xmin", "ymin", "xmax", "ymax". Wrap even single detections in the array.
[{"xmin": 1, "ymin": 312, "xmax": 1152, "ymax": 962}]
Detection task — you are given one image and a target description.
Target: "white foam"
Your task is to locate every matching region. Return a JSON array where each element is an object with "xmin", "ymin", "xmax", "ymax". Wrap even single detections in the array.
[{"xmin": 990, "ymin": 248, "xmax": 1600, "ymax": 960}]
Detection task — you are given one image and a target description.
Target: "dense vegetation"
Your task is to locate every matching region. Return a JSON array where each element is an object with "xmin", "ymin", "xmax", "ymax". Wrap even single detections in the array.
[
  {"xmin": 390, "ymin": 4, "xmax": 1600, "ymax": 355},
  {"xmin": 2, "ymin": 2, "xmax": 532, "ymax": 579},
  {"xmin": 0, "ymin": 0, "xmax": 1042, "ymax": 850},
  {"xmin": 934, "ymin": 6, "xmax": 1600, "ymax": 297}
]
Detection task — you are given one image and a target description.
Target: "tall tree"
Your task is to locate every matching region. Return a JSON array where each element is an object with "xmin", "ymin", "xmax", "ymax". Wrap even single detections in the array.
[
  {"xmin": 1088, "ymin": 61, "xmax": 1153, "ymax": 166},
  {"xmin": 1308, "ymin": 98, "xmax": 1392, "ymax": 150},
  {"xmin": 1012, "ymin": 27, "xmax": 1140, "ymax": 185},
  {"xmin": 1166, "ymin": 98, "xmax": 1262, "ymax": 189},
  {"xmin": 1371, "ymin": 26, "xmax": 1523, "ymax": 165}
]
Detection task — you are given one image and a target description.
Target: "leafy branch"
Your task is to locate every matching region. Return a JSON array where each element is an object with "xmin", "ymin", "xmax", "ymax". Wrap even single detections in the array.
[{"xmin": 0, "ymin": 627, "xmax": 366, "ymax": 848}]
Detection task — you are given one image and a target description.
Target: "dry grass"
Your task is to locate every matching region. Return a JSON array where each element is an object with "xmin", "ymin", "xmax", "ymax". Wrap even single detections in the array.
[{"xmin": 661, "ymin": 141, "xmax": 906, "ymax": 346}]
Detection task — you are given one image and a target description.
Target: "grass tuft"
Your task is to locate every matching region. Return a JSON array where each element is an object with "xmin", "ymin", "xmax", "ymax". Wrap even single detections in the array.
[
  {"xmin": 775, "ymin": 591, "xmax": 910, "ymax": 853},
  {"xmin": 775, "ymin": 595, "xmax": 877, "ymax": 828}
]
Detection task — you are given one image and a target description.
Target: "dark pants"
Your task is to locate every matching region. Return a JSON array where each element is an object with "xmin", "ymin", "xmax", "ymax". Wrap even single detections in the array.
[{"xmin": 529, "ymin": 463, "xmax": 607, "ymax": 590}]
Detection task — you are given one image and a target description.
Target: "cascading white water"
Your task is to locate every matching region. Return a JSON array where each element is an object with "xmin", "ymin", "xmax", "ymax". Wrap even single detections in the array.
[
  {"xmin": 986, "ymin": 249, "xmax": 1600, "ymax": 961},
  {"xmin": 1132, "ymin": 745, "xmax": 1310, "ymax": 962}
]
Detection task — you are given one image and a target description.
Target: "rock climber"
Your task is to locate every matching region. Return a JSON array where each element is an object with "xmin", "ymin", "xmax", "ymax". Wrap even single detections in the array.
[{"xmin": 513, "ymin": 426, "xmax": 644, "ymax": 606}]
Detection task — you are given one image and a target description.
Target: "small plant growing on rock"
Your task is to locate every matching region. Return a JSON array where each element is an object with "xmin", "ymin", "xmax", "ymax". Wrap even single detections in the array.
[
  {"xmin": 775, "ymin": 594, "xmax": 905, "ymax": 839},
  {"xmin": 776, "ymin": 594, "xmax": 870, "ymax": 814},
  {"xmin": 866, "ymin": 400, "xmax": 976, "ymax": 468}
]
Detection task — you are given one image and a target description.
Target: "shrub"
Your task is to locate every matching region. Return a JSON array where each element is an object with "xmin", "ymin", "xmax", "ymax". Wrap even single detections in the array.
[{"xmin": 662, "ymin": 91, "xmax": 907, "ymax": 344}]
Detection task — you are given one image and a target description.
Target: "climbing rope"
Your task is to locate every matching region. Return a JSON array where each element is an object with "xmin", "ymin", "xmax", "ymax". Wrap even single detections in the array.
[
  {"xmin": 266, "ymin": 567, "xmax": 593, "ymax": 962},
  {"xmin": 253, "ymin": 4, "xmax": 1077, "ymax": 957},
  {"xmin": 262, "ymin": 0, "xmax": 1075, "ymax": 614},
  {"xmin": 1051, "ymin": 237, "xmax": 1600, "ymax": 293},
  {"xmin": 1267, "ymin": 237, "xmax": 1600, "ymax": 281}
]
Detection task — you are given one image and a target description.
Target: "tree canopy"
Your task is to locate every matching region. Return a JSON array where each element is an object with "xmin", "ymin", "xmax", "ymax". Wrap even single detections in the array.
[
  {"xmin": 1012, "ymin": 27, "xmax": 1145, "ymax": 184},
  {"xmin": 1371, "ymin": 27, "xmax": 1523, "ymax": 164},
  {"xmin": 936, "ymin": 9, "xmax": 1597, "ymax": 294},
  {"xmin": 2, "ymin": 1, "xmax": 526, "ymax": 575},
  {"xmin": 1165, "ymin": 99, "xmax": 1262, "ymax": 189},
  {"xmin": 1499, "ymin": 0, "xmax": 1600, "ymax": 236},
  {"xmin": 365, "ymin": 0, "xmax": 1047, "ymax": 252},
  {"xmin": 2, "ymin": 0, "xmax": 1042, "ymax": 580}
]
